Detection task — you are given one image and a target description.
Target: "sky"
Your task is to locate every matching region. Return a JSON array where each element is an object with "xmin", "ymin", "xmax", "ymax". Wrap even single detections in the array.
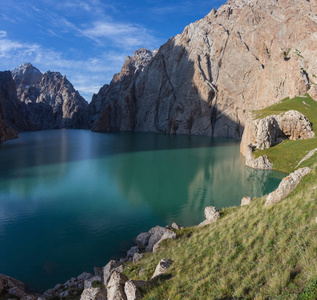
[{"xmin": 0, "ymin": 0, "xmax": 226, "ymax": 102}]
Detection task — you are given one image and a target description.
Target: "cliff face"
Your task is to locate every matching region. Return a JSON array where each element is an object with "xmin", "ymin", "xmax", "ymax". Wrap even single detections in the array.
[
  {"xmin": 0, "ymin": 72, "xmax": 19, "ymax": 142},
  {"xmin": 11, "ymin": 63, "xmax": 88, "ymax": 130},
  {"xmin": 92, "ymin": 0, "xmax": 317, "ymax": 138}
]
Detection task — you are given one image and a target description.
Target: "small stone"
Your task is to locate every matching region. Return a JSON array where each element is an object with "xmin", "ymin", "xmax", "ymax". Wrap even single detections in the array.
[
  {"xmin": 198, "ymin": 206, "xmax": 220, "ymax": 226},
  {"xmin": 133, "ymin": 253, "xmax": 144, "ymax": 263},
  {"xmin": 124, "ymin": 280, "xmax": 147, "ymax": 300},
  {"xmin": 151, "ymin": 258, "xmax": 174, "ymax": 280},
  {"xmin": 241, "ymin": 196, "xmax": 252, "ymax": 206},
  {"xmin": 166, "ymin": 222, "xmax": 180, "ymax": 230}
]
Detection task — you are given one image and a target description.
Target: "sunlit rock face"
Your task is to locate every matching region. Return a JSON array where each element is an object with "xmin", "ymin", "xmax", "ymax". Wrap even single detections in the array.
[
  {"xmin": 11, "ymin": 63, "xmax": 88, "ymax": 130},
  {"xmin": 92, "ymin": 0, "xmax": 317, "ymax": 138}
]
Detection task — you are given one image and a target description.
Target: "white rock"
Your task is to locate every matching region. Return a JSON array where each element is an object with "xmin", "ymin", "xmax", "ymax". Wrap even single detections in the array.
[{"xmin": 151, "ymin": 258, "xmax": 174, "ymax": 280}]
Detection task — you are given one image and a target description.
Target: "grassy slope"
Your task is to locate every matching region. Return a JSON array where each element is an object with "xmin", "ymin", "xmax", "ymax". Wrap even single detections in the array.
[
  {"xmin": 121, "ymin": 95, "xmax": 317, "ymax": 299},
  {"xmin": 254, "ymin": 95, "xmax": 317, "ymax": 173}
]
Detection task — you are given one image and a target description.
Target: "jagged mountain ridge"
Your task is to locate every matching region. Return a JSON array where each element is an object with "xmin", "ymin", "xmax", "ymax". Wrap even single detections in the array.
[
  {"xmin": 11, "ymin": 63, "xmax": 88, "ymax": 130},
  {"xmin": 92, "ymin": 0, "xmax": 317, "ymax": 138}
]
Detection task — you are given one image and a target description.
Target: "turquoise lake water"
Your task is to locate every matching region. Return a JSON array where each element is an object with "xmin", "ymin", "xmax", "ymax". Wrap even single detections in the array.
[{"xmin": 0, "ymin": 130, "xmax": 285, "ymax": 291}]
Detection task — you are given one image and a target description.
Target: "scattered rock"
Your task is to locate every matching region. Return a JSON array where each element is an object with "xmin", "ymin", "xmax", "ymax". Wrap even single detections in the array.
[
  {"xmin": 103, "ymin": 260, "xmax": 123, "ymax": 286},
  {"xmin": 107, "ymin": 271, "xmax": 128, "ymax": 300},
  {"xmin": 77, "ymin": 272, "xmax": 94, "ymax": 282},
  {"xmin": 265, "ymin": 167, "xmax": 312, "ymax": 206},
  {"xmin": 124, "ymin": 280, "xmax": 147, "ymax": 300},
  {"xmin": 241, "ymin": 196, "xmax": 252, "ymax": 206},
  {"xmin": 198, "ymin": 206, "xmax": 220, "ymax": 226},
  {"xmin": 133, "ymin": 253, "xmax": 144, "ymax": 263},
  {"xmin": 151, "ymin": 258, "xmax": 174, "ymax": 280},
  {"xmin": 126, "ymin": 246, "xmax": 140, "ymax": 261},
  {"xmin": 153, "ymin": 230, "xmax": 177, "ymax": 253},
  {"xmin": 80, "ymin": 287, "xmax": 107, "ymax": 300},
  {"xmin": 146, "ymin": 226, "xmax": 167, "ymax": 252}
]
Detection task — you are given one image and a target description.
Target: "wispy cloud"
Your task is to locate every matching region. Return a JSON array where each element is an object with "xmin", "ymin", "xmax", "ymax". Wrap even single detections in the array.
[{"xmin": 0, "ymin": 30, "xmax": 7, "ymax": 38}]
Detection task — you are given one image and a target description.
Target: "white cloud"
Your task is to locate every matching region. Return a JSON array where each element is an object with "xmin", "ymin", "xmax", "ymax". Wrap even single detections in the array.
[{"xmin": 0, "ymin": 30, "xmax": 7, "ymax": 38}]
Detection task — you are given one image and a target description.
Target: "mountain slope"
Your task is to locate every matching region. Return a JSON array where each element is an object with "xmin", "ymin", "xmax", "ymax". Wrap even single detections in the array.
[
  {"xmin": 92, "ymin": 0, "xmax": 317, "ymax": 138},
  {"xmin": 11, "ymin": 63, "xmax": 88, "ymax": 130}
]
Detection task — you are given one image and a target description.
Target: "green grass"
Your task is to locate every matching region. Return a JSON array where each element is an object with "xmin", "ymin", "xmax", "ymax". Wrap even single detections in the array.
[
  {"xmin": 122, "ymin": 165, "xmax": 317, "ymax": 299},
  {"xmin": 253, "ymin": 94, "xmax": 317, "ymax": 130},
  {"xmin": 119, "ymin": 94, "xmax": 317, "ymax": 299}
]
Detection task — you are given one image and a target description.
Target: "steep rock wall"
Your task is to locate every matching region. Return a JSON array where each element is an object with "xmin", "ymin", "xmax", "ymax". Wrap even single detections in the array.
[{"xmin": 92, "ymin": 0, "xmax": 317, "ymax": 138}]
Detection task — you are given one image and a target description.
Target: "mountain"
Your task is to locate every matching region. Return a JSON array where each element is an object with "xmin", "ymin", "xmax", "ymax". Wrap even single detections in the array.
[
  {"xmin": 11, "ymin": 63, "xmax": 88, "ymax": 130},
  {"xmin": 92, "ymin": 0, "xmax": 317, "ymax": 138},
  {"xmin": 87, "ymin": 48, "xmax": 155, "ymax": 130},
  {"xmin": 0, "ymin": 72, "xmax": 18, "ymax": 142}
]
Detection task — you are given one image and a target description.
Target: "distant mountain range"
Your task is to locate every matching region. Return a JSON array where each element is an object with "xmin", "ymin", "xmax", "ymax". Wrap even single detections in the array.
[{"xmin": 1, "ymin": 0, "xmax": 317, "ymax": 143}]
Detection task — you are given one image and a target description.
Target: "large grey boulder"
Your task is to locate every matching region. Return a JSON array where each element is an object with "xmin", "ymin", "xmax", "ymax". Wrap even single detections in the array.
[
  {"xmin": 107, "ymin": 271, "xmax": 128, "ymax": 300},
  {"xmin": 153, "ymin": 230, "xmax": 177, "ymax": 253},
  {"xmin": 145, "ymin": 226, "xmax": 167, "ymax": 252},
  {"xmin": 198, "ymin": 206, "xmax": 220, "ymax": 226},
  {"xmin": 124, "ymin": 280, "xmax": 147, "ymax": 300},
  {"xmin": 151, "ymin": 258, "xmax": 174, "ymax": 280},
  {"xmin": 80, "ymin": 287, "xmax": 107, "ymax": 300},
  {"xmin": 265, "ymin": 167, "xmax": 311, "ymax": 206},
  {"xmin": 103, "ymin": 260, "xmax": 123, "ymax": 286},
  {"xmin": 135, "ymin": 232, "xmax": 151, "ymax": 249}
]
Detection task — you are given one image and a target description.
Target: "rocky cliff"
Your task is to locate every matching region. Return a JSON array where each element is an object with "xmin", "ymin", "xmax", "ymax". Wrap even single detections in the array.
[
  {"xmin": 92, "ymin": 0, "xmax": 317, "ymax": 138},
  {"xmin": 0, "ymin": 72, "xmax": 19, "ymax": 142},
  {"xmin": 11, "ymin": 63, "xmax": 88, "ymax": 130}
]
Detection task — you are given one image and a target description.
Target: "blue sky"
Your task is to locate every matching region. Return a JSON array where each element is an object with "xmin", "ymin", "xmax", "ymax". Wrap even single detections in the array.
[{"xmin": 0, "ymin": 0, "xmax": 226, "ymax": 101}]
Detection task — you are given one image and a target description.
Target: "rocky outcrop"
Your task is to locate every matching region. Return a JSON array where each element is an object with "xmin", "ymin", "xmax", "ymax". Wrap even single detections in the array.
[
  {"xmin": 92, "ymin": 0, "xmax": 317, "ymax": 138},
  {"xmin": 0, "ymin": 274, "xmax": 36, "ymax": 299},
  {"xmin": 296, "ymin": 148, "xmax": 317, "ymax": 168},
  {"xmin": 153, "ymin": 230, "xmax": 177, "ymax": 253},
  {"xmin": 124, "ymin": 280, "xmax": 147, "ymax": 300},
  {"xmin": 80, "ymin": 287, "xmax": 107, "ymax": 300},
  {"xmin": 107, "ymin": 271, "xmax": 128, "ymax": 300},
  {"xmin": 198, "ymin": 206, "xmax": 220, "ymax": 226},
  {"xmin": 11, "ymin": 63, "xmax": 88, "ymax": 130},
  {"xmin": 241, "ymin": 196, "xmax": 252, "ymax": 206},
  {"xmin": 241, "ymin": 110, "xmax": 315, "ymax": 158},
  {"xmin": 89, "ymin": 48, "xmax": 155, "ymax": 131},
  {"xmin": 265, "ymin": 167, "xmax": 311, "ymax": 206},
  {"xmin": 244, "ymin": 145, "xmax": 273, "ymax": 170},
  {"xmin": 151, "ymin": 258, "xmax": 174, "ymax": 280}
]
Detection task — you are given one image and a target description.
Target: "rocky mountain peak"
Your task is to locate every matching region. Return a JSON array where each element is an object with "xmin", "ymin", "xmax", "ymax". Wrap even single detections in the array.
[{"xmin": 11, "ymin": 62, "xmax": 42, "ymax": 91}]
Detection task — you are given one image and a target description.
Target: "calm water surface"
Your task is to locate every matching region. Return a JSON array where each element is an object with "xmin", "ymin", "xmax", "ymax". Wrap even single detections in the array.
[{"xmin": 0, "ymin": 130, "xmax": 285, "ymax": 291}]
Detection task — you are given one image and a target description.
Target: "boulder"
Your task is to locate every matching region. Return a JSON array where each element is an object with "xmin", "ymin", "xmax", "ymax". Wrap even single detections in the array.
[
  {"xmin": 103, "ymin": 260, "xmax": 123, "ymax": 286},
  {"xmin": 151, "ymin": 258, "xmax": 174, "ymax": 280},
  {"xmin": 241, "ymin": 196, "xmax": 252, "ymax": 206},
  {"xmin": 145, "ymin": 226, "xmax": 167, "ymax": 252},
  {"xmin": 80, "ymin": 287, "xmax": 107, "ymax": 300},
  {"xmin": 166, "ymin": 222, "xmax": 181, "ymax": 230},
  {"xmin": 77, "ymin": 272, "xmax": 94, "ymax": 282},
  {"xmin": 153, "ymin": 230, "xmax": 177, "ymax": 253},
  {"xmin": 198, "ymin": 206, "xmax": 220, "ymax": 226},
  {"xmin": 84, "ymin": 276, "xmax": 102, "ymax": 289},
  {"xmin": 107, "ymin": 271, "xmax": 128, "ymax": 300},
  {"xmin": 133, "ymin": 253, "xmax": 144, "ymax": 263},
  {"xmin": 265, "ymin": 167, "xmax": 311, "ymax": 206},
  {"xmin": 0, "ymin": 274, "xmax": 28, "ymax": 299},
  {"xmin": 94, "ymin": 267, "xmax": 103, "ymax": 277},
  {"xmin": 135, "ymin": 232, "xmax": 151, "ymax": 249},
  {"xmin": 124, "ymin": 280, "xmax": 147, "ymax": 300}
]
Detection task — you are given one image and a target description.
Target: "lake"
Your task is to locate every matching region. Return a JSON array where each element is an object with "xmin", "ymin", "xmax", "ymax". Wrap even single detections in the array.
[{"xmin": 0, "ymin": 130, "xmax": 285, "ymax": 291}]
